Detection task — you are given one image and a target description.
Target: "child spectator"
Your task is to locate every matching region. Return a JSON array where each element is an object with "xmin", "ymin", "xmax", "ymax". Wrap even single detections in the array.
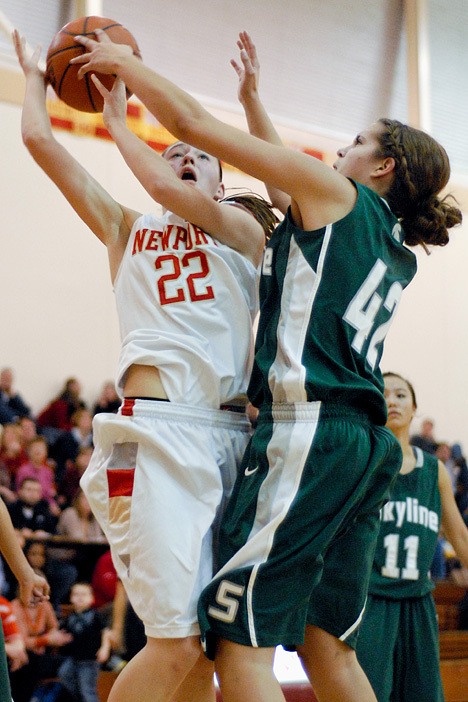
[
  {"xmin": 0, "ymin": 594, "xmax": 28, "ymax": 672},
  {"xmin": 10, "ymin": 567, "xmax": 72, "ymax": 702},
  {"xmin": 8, "ymin": 477, "xmax": 57, "ymax": 538},
  {"xmin": 15, "ymin": 437, "xmax": 60, "ymax": 516},
  {"xmin": 58, "ymin": 582, "xmax": 112, "ymax": 702}
]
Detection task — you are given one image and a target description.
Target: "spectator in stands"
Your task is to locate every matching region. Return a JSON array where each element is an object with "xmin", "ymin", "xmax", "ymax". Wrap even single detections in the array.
[
  {"xmin": 93, "ymin": 381, "xmax": 120, "ymax": 416},
  {"xmin": 24, "ymin": 538, "xmax": 78, "ymax": 628},
  {"xmin": 451, "ymin": 447, "xmax": 468, "ymax": 515},
  {"xmin": 51, "ymin": 490, "xmax": 105, "ymax": 582},
  {"xmin": 0, "ymin": 488, "xmax": 49, "ymax": 701},
  {"xmin": 58, "ymin": 582, "xmax": 112, "ymax": 702},
  {"xmin": 0, "ymin": 594, "xmax": 28, "ymax": 672},
  {"xmin": 7, "ymin": 480, "xmax": 75, "ymax": 611},
  {"xmin": 36, "ymin": 378, "xmax": 87, "ymax": 443},
  {"xmin": 0, "ymin": 422, "xmax": 28, "ymax": 488},
  {"xmin": 0, "ymin": 455, "xmax": 17, "ymax": 506},
  {"xmin": 0, "ymin": 367, "xmax": 31, "ymax": 425},
  {"xmin": 10, "ymin": 570, "xmax": 72, "ymax": 702},
  {"xmin": 8, "ymin": 477, "xmax": 57, "ymax": 538},
  {"xmin": 50, "ymin": 408, "xmax": 93, "ymax": 487},
  {"xmin": 57, "ymin": 445, "xmax": 93, "ymax": 508},
  {"xmin": 411, "ymin": 417, "xmax": 438, "ymax": 454},
  {"xmin": 17, "ymin": 415, "xmax": 40, "ymax": 444},
  {"xmin": 107, "ymin": 580, "xmax": 145, "ymax": 665},
  {"xmin": 15, "ymin": 437, "xmax": 60, "ymax": 516},
  {"xmin": 91, "ymin": 549, "xmax": 117, "ymax": 614},
  {"xmin": 435, "ymin": 442, "xmax": 468, "ymax": 511}
]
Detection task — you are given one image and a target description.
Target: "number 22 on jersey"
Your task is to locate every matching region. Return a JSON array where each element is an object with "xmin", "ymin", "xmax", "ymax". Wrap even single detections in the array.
[{"xmin": 155, "ymin": 250, "xmax": 215, "ymax": 305}]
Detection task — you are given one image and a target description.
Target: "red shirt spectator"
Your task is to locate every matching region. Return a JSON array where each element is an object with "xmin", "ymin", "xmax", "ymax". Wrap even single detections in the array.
[{"xmin": 91, "ymin": 550, "xmax": 117, "ymax": 609}]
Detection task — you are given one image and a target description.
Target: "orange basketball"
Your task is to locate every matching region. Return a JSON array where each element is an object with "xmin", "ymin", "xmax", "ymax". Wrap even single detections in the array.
[{"xmin": 46, "ymin": 16, "xmax": 141, "ymax": 113}]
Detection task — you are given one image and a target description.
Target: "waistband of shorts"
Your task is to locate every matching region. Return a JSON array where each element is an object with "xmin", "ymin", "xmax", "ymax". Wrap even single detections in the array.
[
  {"xmin": 258, "ymin": 401, "xmax": 372, "ymax": 424},
  {"xmin": 120, "ymin": 397, "xmax": 250, "ymax": 428}
]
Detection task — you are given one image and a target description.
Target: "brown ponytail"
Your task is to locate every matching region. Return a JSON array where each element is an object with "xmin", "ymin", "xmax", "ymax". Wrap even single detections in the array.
[{"xmin": 376, "ymin": 118, "xmax": 462, "ymax": 248}]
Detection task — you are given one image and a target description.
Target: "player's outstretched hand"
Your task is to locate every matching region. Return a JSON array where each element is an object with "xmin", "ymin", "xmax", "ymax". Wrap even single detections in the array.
[
  {"xmin": 71, "ymin": 29, "xmax": 132, "ymax": 78},
  {"xmin": 91, "ymin": 74, "xmax": 128, "ymax": 128},
  {"xmin": 12, "ymin": 29, "xmax": 43, "ymax": 79},
  {"xmin": 231, "ymin": 31, "xmax": 260, "ymax": 106}
]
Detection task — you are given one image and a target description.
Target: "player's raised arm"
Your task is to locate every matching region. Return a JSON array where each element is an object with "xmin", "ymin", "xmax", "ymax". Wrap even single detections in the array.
[
  {"xmin": 231, "ymin": 32, "xmax": 290, "ymax": 215},
  {"xmin": 13, "ymin": 30, "xmax": 138, "ymax": 280},
  {"xmin": 71, "ymin": 30, "xmax": 356, "ymax": 232}
]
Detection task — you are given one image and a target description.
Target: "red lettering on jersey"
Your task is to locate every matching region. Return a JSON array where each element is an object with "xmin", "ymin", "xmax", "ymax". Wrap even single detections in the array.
[
  {"xmin": 161, "ymin": 225, "xmax": 173, "ymax": 251},
  {"xmin": 132, "ymin": 228, "xmax": 147, "ymax": 255},
  {"xmin": 185, "ymin": 225, "xmax": 194, "ymax": 250},
  {"xmin": 173, "ymin": 226, "xmax": 187, "ymax": 250},
  {"xmin": 193, "ymin": 226, "xmax": 209, "ymax": 246},
  {"xmin": 145, "ymin": 229, "xmax": 161, "ymax": 251}
]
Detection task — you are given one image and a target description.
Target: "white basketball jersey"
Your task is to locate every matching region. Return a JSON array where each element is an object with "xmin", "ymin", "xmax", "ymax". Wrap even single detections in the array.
[{"xmin": 114, "ymin": 211, "xmax": 259, "ymax": 408}]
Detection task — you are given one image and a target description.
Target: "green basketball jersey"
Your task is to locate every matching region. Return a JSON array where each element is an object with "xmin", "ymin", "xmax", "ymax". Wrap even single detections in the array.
[
  {"xmin": 248, "ymin": 183, "xmax": 417, "ymax": 424},
  {"xmin": 369, "ymin": 447, "xmax": 441, "ymax": 598}
]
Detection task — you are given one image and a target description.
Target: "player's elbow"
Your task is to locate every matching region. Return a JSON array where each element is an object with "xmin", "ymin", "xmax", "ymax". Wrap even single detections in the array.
[
  {"xmin": 171, "ymin": 110, "xmax": 210, "ymax": 147},
  {"xmin": 22, "ymin": 128, "xmax": 51, "ymax": 157}
]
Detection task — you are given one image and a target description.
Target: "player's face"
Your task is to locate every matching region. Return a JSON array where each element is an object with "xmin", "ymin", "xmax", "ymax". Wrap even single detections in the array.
[
  {"xmin": 333, "ymin": 122, "xmax": 384, "ymax": 185},
  {"xmin": 163, "ymin": 142, "xmax": 224, "ymax": 199},
  {"xmin": 384, "ymin": 375, "xmax": 415, "ymax": 433}
]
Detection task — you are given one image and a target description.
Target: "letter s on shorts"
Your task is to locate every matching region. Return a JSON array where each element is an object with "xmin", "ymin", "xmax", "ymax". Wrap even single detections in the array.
[{"xmin": 208, "ymin": 580, "xmax": 245, "ymax": 623}]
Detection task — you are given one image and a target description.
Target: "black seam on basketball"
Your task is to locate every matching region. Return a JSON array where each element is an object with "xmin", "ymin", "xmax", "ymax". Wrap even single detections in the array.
[
  {"xmin": 59, "ymin": 24, "xmax": 123, "ymax": 39},
  {"xmin": 57, "ymin": 63, "xmax": 73, "ymax": 100},
  {"xmin": 47, "ymin": 45, "xmax": 84, "ymax": 61},
  {"xmin": 85, "ymin": 72, "xmax": 98, "ymax": 112}
]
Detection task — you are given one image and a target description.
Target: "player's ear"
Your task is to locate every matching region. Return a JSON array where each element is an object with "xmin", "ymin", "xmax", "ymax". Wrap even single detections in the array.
[
  {"xmin": 214, "ymin": 182, "xmax": 225, "ymax": 201},
  {"xmin": 373, "ymin": 157, "xmax": 395, "ymax": 178}
]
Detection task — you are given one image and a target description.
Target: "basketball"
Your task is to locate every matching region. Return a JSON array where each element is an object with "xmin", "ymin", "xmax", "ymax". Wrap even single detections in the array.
[{"xmin": 45, "ymin": 16, "xmax": 141, "ymax": 113}]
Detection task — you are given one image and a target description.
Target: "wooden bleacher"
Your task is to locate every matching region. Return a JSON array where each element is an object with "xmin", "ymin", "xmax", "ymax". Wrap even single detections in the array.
[{"xmin": 435, "ymin": 580, "xmax": 468, "ymax": 702}]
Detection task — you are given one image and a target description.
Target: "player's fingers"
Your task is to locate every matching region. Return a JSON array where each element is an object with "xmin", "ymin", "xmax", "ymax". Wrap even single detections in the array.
[
  {"xmin": 93, "ymin": 28, "xmax": 112, "ymax": 43},
  {"xmin": 75, "ymin": 63, "xmax": 90, "ymax": 79},
  {"xmin": 31, "ymin": 44, "xmax": 42, "ymax": 63},
  {"xmin": 90, "ymin": 73, "xmax": 109, "ymax": 97},
  {"xmin": 70, "ymin": 51, "xmax": 90, "ymax": 65},
  {"xmin": 230, "ymin": 59, "xmax": 242, "ymax": 77},
  {"xmin": 239, "ymin": 49, "xmax": 253, "ymax": 72},
  {"xmin": 73, "ymin": 34, "xmax": 97, "ymax": 49}
]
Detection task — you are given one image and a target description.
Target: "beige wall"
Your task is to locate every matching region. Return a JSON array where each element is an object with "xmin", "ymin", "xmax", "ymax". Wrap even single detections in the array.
[{"xmin": 1, "ymin": 74, "xmax": 467, "ymax": 450}]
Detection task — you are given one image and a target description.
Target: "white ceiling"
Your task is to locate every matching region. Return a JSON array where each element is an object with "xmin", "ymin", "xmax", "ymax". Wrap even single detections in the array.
[{"xmin": 1, "ymin": 0, "xmax": 467, "ymax": 176}]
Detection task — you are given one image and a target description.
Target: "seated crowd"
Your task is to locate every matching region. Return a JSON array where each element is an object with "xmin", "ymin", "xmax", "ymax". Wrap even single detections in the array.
[
  {"xmin": 0, "ymin": 368, "xmax": 137, "ymax": 700},
  {"xmin": 1, "ymin": 367, "xmax": 468, "ymax": 699}
]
